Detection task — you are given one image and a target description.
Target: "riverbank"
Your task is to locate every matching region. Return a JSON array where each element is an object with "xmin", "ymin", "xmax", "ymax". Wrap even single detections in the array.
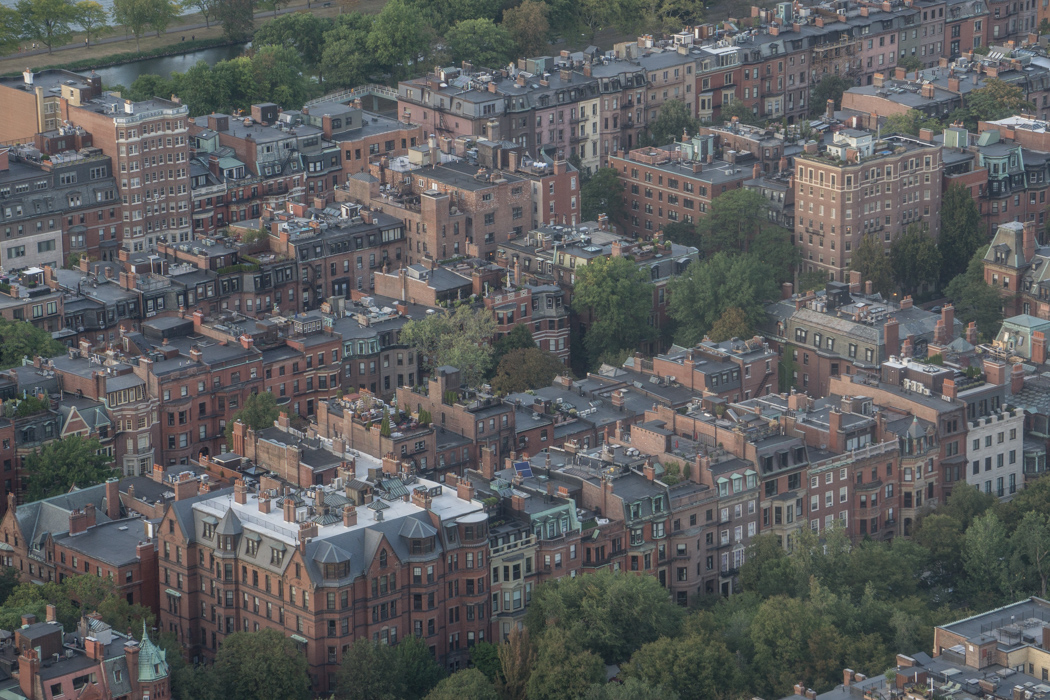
[{"xmin": 0, "ymin": 0, "xmax": 386, "ymax": 76}]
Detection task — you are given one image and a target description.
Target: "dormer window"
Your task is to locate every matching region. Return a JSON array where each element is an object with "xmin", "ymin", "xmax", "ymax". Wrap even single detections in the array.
[
  {"xmin": 410, "ymin": 537, "xmax": 434, "ymax": 555},
  {"xmin": 324, "ymin": 562, "xmax": 349, "ymax": 579},
  {"xmin": 270, "ymin": 547, "xmax": 285, "ymax": 566}
]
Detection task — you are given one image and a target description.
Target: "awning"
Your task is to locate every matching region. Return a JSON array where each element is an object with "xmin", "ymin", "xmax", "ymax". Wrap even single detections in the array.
[
  {"xmin": 290, "ymin": 634, "xmax": 308, "ymax": 644},
  {"xmin": 743, "ymin": 469, "xmax": 757, "ymax": 476},
  {"xmin": 245, "ymin": 532, "xmax": 262, "ymax": 542},
  {"xmin": 715, "ymin": 477, "xmax": 729, "ymax": 483},
  {"xmin": 165, "ymin": 589, "xmax": 182, "ymax": 597},
  {"xmin": 201, "ymin": 516, "xmax": 219, "ymax": 525}
]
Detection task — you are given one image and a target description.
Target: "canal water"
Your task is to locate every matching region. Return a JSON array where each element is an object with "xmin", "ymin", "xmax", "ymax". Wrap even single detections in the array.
[{"xmin": 90, "ymin": 43, "xmax": 247, "ymax": 87}]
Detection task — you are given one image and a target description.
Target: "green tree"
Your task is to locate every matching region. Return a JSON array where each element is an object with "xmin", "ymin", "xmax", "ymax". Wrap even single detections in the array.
[
  {"xmin": 966, "ymin": 78, "xmax": 1034, "ymax": 123},
  {"xmin": 498, "ymin": 627, "xmax": 534, "ymax": 700},
  {"xmin": 660, "ymin": 220, "xmax": 698, "ymax": 248},
  {"xmin": 797, "ymin": 269, "xmax": 828, "ymax": 294},
  {"xmin": 395, "ymin": 632, "xmax": 445, "ymax": 700},
  {"xmin": 890, "ymin": 223, "xmax": 941, "ymax": 297},
  {"xmin": 580, "ymin": 167, "xmax": 625, "ymax": 224},
  {"xmin": 18, "ymin": 0, "xmax": 77, "ymax": 53},
  {"xmin": 739, "ymin": 533, "xmax": 799, "ymax": 598},
  {"xmin": 0, "ymin": 317, "xmax": 64, "ymax": 368},
  {"xmin": 583, "ymin": 679, "xmax": 679, "ymax": 700},
  {"xmin": 214, "ymin": 0, "xmax": 255, "ymax": 41},
  {"xmin": 914, "ymin": 513, "xmax": 965, "ymax": 583},
  {"xmin": 708, "ymin": 306, "xmax": 752, "ymax": 342},
  {"xmin": 0, "ymin": 567, "xmax": 20, "ymax": 607},
  {"xmin": 425, "ymin": 669, "xmax": 496, "ymax": 700},
  {"xmin": 848, "ymin": 234, "xmax": 894, "ymax": 297},
  {"xmin": 111, "ymin": 0, "xmax": 153, "ymax": 49},
  {"xmin": 1011, "ymin": 511, "xmax": 1050, "ymax": 597},
  {"xmin": 258, "ymin": 0, "xmax": 290, "ymax": 16},
  {"xmin": 445, "ymin": 18, "xmax": 514, "ymax": 67},
  {"xmin": 251, "ymin": 12, "xmax": 331, "ymax": 72},
  {"xmin": 492, "ymin": 347, "xmax": 566, "ymax": 394},
  {"xmin": 98, "ymin": 595, "xmax": 155, "ymax": 637},
  {"xmin": 469, "ymin": 642, "xmax": 501, "ymax": 681},
  {"xmin": 621, "ymin": 630, "xmax": 737, "ymax": 700},
  {"xmin": 146, "ymin": 0, "xmax": 179, "ymax": 36},
  {"xmin": 749, "ymin": 596, "xmax": 828, "ymax": 697},
  {"xmin": 321, "ymin": 12, "xmax": 373, "ymax": 90},
  {"xmin": 336, "ymin": 639, "xmax": 400, "ymax": 700},
  {"xmin": 249, "ymin": 44, "xmax": 317, "ymax": 110},
  {"xmin": 0, "ymin": 6, "xmax": 20, "ymax": 56},
  {"xmin": 940, "ymin": 183, "xmax": 984, "ymax": 282},
  {"xmin": 963, "ymin": 511, "xmax": 1010, "ymax": 607},
  {"xmin": 213, "ymin": 629, "xmax": 309, "ymax": 700},
  {"xmin": 944, "ymin": 245, "xmax": 1003, "ymax": 342},
  {"xmin": 23, "ymin": 436, "xmax": 116, "ymax": 501},
  {"xmin": 225, "ymin": 391, "xmax": 280, "ymax": 442},
  {"xmin": 572, "ymin": 256, "xmax": 655, "ymax": 370},
  {"xmin": 668, "ymin": 252, "xmax": 777, "ymax": 346},
  {"xmin": 1040, "ymin": 17, "xmax": 1050, "ymax": 35},
  {"xmin": 694, "ymin": 189, "xmax": 797, "ymax": 283},
  {"xmin": 180, "ymin": 0, "xmax": 217, "ymax": 26},
  {"xmin": 367, "ymin": 0, "xmax": 431, "ymax": 80},
  {"xmin": 75, "ymin": 0, "xmax": 108, "ymax": 44},
  {"xmin": 810, "ymin": 75, "xmax": 854, "ymax": 117},
  {"xmin": 719, "ymin": 99, "xmax": 762, "ymax": 126},
  {"xmin": 400, "ymin": 305, "xmax": 496, "ymax": 387},
  {"xmin": 942, "ymin": 480, "xmax": 995, "ymax": 529},
  {"xmin": 641, "ymin": 99, "xmax": 698, "ymax": 146},
  {"xmin": 502, "ymin": 0, "xmax": 548, "ymax": 58},
  {"xmin": 491, "ymin": 324, "xmax": 536, "ymax": 370},
  {"xmin": 999, "ymin": 474, "xmax": 1050, "ymax": 532},
  {"xmin": 882, "ymin": 109, "xmax": 943, "ymax": 137},
  {"xmin": 523, "ymin": 569, "xmax": 682, "ymax": 664},
  {"xmin": 898, "ymin": 55, "xmax": 923, "ymax": 73},
  {"xmin": 526, "ymin": 627, "xmax": 605, "ymax": 700}
]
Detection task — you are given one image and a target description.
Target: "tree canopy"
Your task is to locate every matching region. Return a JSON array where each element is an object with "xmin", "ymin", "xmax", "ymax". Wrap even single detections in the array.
[
  {"xmin": 571, "ymin": 255, "xmax": 656, "ymax": 370},
  {"xmin": 23, "ymin": 435, "xmax": 117, "ymax": 501},
  {"xmin": 400, "ymin": 305, "xmax": 497, "ymax": 387},
  {"xmin": 668, "ymin": 252, "xmax": 777, "ymax": 346},
  {"xmin": 889, "ymin": 223, "xmax": 940, "ymax": 297},
  {"xmin": 940, "ymin": 184, "xmax": 984, "ymax": 283},
  {"xmin": 226, "ymin": 390, "xmax": 281, "ymax": 442},
  {"xmin": 581, "ymin": 167, "xmax": 626, "ymax": 225},
  {"xmin": 848, "ymin": 234, "xmax": 894, "ymax": 297},
  {"xmin": 491, "ymin": 347, "xmax": 567, "ymax": 394},
  {"xmin": 944, "ymin": 245, "xmax": 1002, "ymax": 342},
  {"xmin": 335, "ymin": 636, "xmax": 444, "ymax": 700}
]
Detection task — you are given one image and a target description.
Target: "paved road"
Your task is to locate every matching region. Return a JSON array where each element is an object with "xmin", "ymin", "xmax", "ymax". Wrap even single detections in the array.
[{"xmin": 5, "ymin": 1, "xmax": 324, "ymax": 60}]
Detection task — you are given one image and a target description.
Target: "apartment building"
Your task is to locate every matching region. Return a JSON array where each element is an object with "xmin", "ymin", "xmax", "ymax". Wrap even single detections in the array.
[
  {"xmin": 794, "ymin": 130, "xmax": 942, "ymax": 283},
  {"xmin": 611, "ymin": 135, "xmax": 754, "ymax": 238},
  {"xmin": 763, "ymin": 276, "xmax": 955, "ymax": 397},
  {"xmin": 0, "ymin": 143, "xmax": 119, "ymax": 268},
  {"xmin": 483, "ymin": 283, "xmax": 571, "ymax": 363},
  {"xmin": 634, "ymin": 336, "xmax": 779, "ymax": 401},
  {"xmin": 156, "ymin": 454, "xmax": 489, "ymax": 690}
]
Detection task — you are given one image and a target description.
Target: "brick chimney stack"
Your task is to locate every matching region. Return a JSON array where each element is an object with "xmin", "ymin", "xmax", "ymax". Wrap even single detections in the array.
[
  {"xmin": 234, "ymin": 479, "xmax": 247, "ymax": 505},
  {"xmin": 884, "ymin": 318, "xmax": 900, "ymax": 359},
  {"xmin": 105, "ymin": 477, "xmax": 120, "ymax": 520},
  {"xmin": 1033, "ymin": 331, "xmax": 1047, "ymax": 364},
  {"xmin": 1011, "ymin": 363, "xmax": 1025, "ymax": 395}
]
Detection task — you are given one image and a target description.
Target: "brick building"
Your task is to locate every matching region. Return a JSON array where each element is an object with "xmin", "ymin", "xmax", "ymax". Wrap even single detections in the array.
[{"xmin": 794, "ymin": 130, "xmax": 943, "ymax": 283}]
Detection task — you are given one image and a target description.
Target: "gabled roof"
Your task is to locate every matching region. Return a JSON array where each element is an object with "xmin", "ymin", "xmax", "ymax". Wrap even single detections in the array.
[{"xmin": 137, "ymin": 621, "xmax": 169, "ymax": 683}]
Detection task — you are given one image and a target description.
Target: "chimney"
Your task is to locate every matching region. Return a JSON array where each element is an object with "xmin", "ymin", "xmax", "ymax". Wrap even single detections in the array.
[
  {"xmin": 259, "ymin": 497, "xmax": 271, "ymax": 514},
  {"xmin": 1024, "ymin": 221, "xmax": 1037, "ymax": 262},
  {"xmin": 45, "ymin": 604, "xmax": 56, "ymax": 623},
  {"xmin": 942, "ymin": 304, "xmax": 955, "ymax": 339},
  {"xmin": 844, "ymin": 669, "xmax": 854, "ymax": 687},
  {"xmin": 124, "ymin": 640, "xmax": 140, "ymax": 683},
  {"xmin": 865, "ymin": 280, "xmax": 873, "ymax": 296},
  {"xmin": 826, "ymin": 99, "xmax": 835, "ymax": 120},
  {"xmin": 105, "ymin": 477, "xmax": 120, "ymax": 520},
  {"xmin": 1033, "ymin": 331, "xmax": 1047, "ymax": 364},
  {"xmin": 283, "ymin": 497, "xmax": 296, "ymax": 523},
  {"xmin": 900, "ymin": 296, "xmax": 913, "ymax": 310},
  {"xmin": 1011, "ymin": 363, "xmax": 1025, "ymax": 395},
  {"xmin": 873, "ymin": 73, "xmax": 886, "ymax": 88},
  {"xmin": 983, "ymin": 358, "xmax": 1007, "ymax": 386},
  {"xmin": 894, "ymin": 66, "xmax": 907, "ymax": 80},
  {"xmin": 456, "ymin": 480, "xmax": 475, "ymax": 502},
  {"xmin": 84, "ymin": 637, "xmax": 105, "ymax": 661},
  {"xmin": 806, "ymin": 692, "xmax": 817, "ymax": 700},
  {"xmin": 921, "ymin": 83, "xmax": 935, "ymax": 98},
  {"xmin": 69, "ymin": 506, "xmax": 95, "ymax": 535},
  {"xmin": 919, "ymin": 128, "xmax": 934, "ymax": 142},
  {"xmin": 948, "ymin": 76, "xmax": 960, "ymax": 92},
  {"xmin": 234, "ymin": 479, "xmax": 247, "ymax": 505},
  {"xmin": 782, "ymin": 281, "xmax": 794, "ymax": 299},
  {"xmin": 942, "ymin": 377, "xmax": 957, "ymax": 400},
  {"xmin": 18, "ymin": 648, "xmax": 39, "ymax": 700},
  {"xmin": 343, "ymin": 504, "xmax": 357, "ymax": 527},
  {"xmin": 884, "ymin": 317, "xmax": 900, "ymax": 359},
  {"xmin": 173, "ymin": 472, "xmax": 198, "ymax": 501},
  {"xmin": 849, "ymin": 270, "xmax": 862, "ymax": 293},
  {"xmin": 829, "ymin": 408, "xmax": 842, "ymax": 440}
]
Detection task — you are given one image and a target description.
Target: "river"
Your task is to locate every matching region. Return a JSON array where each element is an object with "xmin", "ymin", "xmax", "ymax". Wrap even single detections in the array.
[{"xmin": 90, "ymin": 43, "xmax": 247, "ymax": 87}]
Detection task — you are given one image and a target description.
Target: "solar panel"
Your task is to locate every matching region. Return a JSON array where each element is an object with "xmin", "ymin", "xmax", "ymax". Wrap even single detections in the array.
[{"xmin": 513, "ymin": 461, "xmax": 534, "ymax": 478}]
